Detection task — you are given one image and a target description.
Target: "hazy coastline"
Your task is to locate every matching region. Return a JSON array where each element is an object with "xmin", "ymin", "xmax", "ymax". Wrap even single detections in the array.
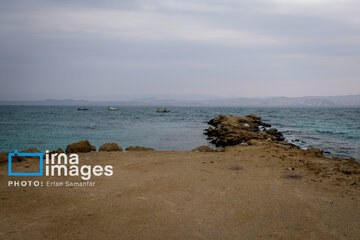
[{"xmin": 1, "ymin": 94, "xmax": 360, "ymax": 107}]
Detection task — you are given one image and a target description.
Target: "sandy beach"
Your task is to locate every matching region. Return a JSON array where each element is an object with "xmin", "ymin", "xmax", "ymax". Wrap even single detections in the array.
[
  {"xmin": 1, "ymin": 0, "xmax": 360, "ymax": 238},
  {"xmin": 1, "ymin": 138, "xmax": 360, "ymax": 239}
]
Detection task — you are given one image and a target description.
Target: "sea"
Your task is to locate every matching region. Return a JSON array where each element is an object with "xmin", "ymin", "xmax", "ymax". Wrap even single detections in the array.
[{"xmin": 0, "ymin": 106, "xmax": 359, "ymax": 161}]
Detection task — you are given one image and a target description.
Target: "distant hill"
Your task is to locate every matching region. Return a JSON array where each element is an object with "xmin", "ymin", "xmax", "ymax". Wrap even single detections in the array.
[
  {"xmin": 203, "ymin": 95, "xmax": 360, "ymax": 107},
  {"xmin": 0, "ymin": 94, "xmax": 359, "ymax": 107}
]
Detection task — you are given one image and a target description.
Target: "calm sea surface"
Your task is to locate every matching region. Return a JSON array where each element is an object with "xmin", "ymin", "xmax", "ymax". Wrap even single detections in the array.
[{"xmin": 0, "ymin": 106, "xmax": 359, "ymax": 160}]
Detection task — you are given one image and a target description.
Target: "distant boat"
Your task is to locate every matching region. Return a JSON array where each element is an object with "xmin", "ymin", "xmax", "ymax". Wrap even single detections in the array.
[
  {"xmin": 108, "ymin": 107, "xmax": 119, "ymax": 111},
  {"xmin": 77, "ymin": 107, "xmax": 88, "ymax": 111},
  {"xmin": 156, "ymin": 108, "xmax": 170, "ymax": 113}
]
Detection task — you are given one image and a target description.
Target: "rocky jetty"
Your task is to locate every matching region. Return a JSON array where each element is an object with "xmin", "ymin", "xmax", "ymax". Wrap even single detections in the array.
[{"xmin": 204, "ymin": 114, "xmax": 284, "ymax": 147}]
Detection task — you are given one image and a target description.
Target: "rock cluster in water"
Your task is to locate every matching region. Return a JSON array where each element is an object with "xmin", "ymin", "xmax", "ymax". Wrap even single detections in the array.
[{"xmin": 204, "ymin": 114, "xmax": 285, "ymax": 147}]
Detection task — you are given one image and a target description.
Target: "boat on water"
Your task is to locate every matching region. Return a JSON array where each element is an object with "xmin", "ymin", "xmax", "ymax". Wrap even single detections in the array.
[
  {"xmin": 77, "ymin": 107, "xmax": 88, "ymax": 111},
  {"xmin": 156, "ymin": 108, "xmax": 170, "ymax": 113},
  {"xmin": 108, "ymin": 107, "xmax": 119, "ymax": 111}
]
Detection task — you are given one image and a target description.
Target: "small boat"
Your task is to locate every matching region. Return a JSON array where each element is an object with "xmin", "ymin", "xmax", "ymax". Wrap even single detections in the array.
[
  {"xmin": 77, "ymin": 107, "xmax": 88, "ymax": 111},
  {"xmin": 108, "ymin": 107, "xmax": 119, "ymax": 111},
  {"xmin": 156, "ymin": 108, "xmax": 170, "ymax": 113}
]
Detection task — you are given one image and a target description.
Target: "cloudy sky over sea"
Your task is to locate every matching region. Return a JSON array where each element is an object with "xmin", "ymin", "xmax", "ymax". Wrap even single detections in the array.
[{"xmin": 0, "ymin": 0, "xmax": 360, "ymax": 100}]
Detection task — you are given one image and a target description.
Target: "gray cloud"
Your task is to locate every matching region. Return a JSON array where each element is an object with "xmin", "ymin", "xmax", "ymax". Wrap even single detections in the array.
[{"xmin": 0, "ymin": 0, "xmax": 359, "ymax": 100}]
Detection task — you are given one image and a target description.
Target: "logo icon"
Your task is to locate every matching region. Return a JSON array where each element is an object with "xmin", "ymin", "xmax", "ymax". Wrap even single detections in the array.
[{"xmin": 8, "ymin": 150, "xmax": 43, "ymax": 176}]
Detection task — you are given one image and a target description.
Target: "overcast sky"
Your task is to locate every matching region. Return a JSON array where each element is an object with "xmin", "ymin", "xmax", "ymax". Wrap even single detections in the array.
[{"xmin": 0, "ymin": 0, "xmax": 360, "ymax": 100}]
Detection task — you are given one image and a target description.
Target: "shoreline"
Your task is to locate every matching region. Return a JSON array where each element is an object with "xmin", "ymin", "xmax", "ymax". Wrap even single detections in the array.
[
  {"xmin": 1, "ymin": 113, "xmax": 359, "ymax": 166},
  {"xmin": 1, "ymin": 114, "xmax": 359, "ymax": 239},
  {"xmin": 0, "ymin": 107, "xmax": 359, "ymax": 161}
]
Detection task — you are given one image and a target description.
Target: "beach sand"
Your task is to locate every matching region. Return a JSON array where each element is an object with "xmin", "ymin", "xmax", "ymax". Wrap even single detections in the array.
[{"xmin": 1, "ymin": 141, "xmax": 359, "ymax": 240}]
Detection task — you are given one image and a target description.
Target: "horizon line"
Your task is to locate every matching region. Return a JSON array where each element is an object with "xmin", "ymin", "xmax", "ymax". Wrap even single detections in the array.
[{"xmin": 1, "ymin": 93, "xmax": 360, "ymax": 102}]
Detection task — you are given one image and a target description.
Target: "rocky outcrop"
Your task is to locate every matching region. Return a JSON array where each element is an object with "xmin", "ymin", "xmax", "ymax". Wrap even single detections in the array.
[
  {"xmin": 204, "ymin": 114, "xmax": 284, "ymax": 147},
  {"xmin": 265, "ymin": 128, "xmax": 285, "ymax": 141},
  {"xmin": 192, "ymin": 146, "xmax": 216, "ymax": 152},
  {"xmin": 65, "ymin": 140, "xmax": 92, "ymax": 154},
  {"xmin": 99, "ymin": 143, "xmax": 123, "ymax": 152},
  {"xmin": 125, "ymin": 146, "xmax": 155, "ymax": 152}
]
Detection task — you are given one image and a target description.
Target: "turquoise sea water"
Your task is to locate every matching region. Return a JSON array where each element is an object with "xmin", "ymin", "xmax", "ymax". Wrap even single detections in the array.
[{"xmin": 0, "ymin": 106, "xmax": 359, "ymax": 160}]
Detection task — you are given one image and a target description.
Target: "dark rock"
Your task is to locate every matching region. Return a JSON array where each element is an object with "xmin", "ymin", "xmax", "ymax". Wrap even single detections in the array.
[
  {"xmin": 204, "ymin": 126, "xmax": 216, "ymax": 136},
  {"xmin": 65, "ymin": 140, "xmax": 92, "ymax": 154},
  {"xmin": 265, "ymin": 128, "xmax": 285, "ymax": 141}
]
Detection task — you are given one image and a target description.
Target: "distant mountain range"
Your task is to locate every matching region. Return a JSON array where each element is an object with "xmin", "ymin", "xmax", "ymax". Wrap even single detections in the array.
[{"xmin": 1, "ymin": 94, "xmax": 360, "ymax": 107}]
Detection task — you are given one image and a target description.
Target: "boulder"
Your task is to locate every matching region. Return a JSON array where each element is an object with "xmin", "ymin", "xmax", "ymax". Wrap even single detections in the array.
[
  {"xmin": 65, "ymin": 140, "xmax": 92, "ymax": 154},
  {"xmin": 265, "ymin": 128, "xmax": 285, "ymax": 141},
  {"xmin": 204, "ymin": 126, "xmax": 216, "ymax": 137},
  {"xmin": 91, "ymin": 145, "xmax": 97, "ymax": 151},
  {"xmin": 192, "ymin": 146, "xmax": 216, "ymax": 152},
  {"xmin": 125, "ymin": 146, "xmax": 155, "ymax": 152},
  {"xmin": 99, "ymin": 143, "xmax": 122, "ymax": 152}
]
